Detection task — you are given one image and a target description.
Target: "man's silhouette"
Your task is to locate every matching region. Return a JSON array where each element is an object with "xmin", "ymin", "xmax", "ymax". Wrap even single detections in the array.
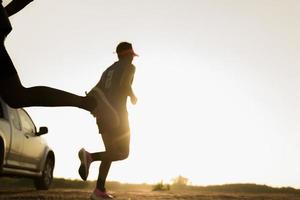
[{"xmin": 78, "ymin": 42, "xmax": 138, "ymax": 200}]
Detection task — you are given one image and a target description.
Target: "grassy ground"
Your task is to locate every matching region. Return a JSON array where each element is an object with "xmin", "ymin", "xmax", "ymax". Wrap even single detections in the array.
[
  {"xmin": 1, "ymin": 178, "xmax": 300, "ymax": 200},
  {"xmin": 1, "ymin": 189, "xmax": 300, "ymax": 200}
]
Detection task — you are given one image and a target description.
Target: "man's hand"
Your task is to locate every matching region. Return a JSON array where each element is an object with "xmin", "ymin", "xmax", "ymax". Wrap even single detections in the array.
[{"xmin": 130, "ymin": 95, "xmax": 138, "ymax": 105}]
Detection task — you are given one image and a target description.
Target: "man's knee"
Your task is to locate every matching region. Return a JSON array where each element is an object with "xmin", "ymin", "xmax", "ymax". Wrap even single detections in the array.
[
  {"xmin": 110, "ymin": 150, "xmax": 129, "ymax": 161},
  {"xmin": 120, "ymin": 151, "xmax": 129, "ymax": 160}
]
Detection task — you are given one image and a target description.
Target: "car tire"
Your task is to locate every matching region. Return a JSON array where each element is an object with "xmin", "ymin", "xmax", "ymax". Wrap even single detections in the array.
[{"xmin": 34, "ymin": 157, "xmax": 54, "ymax": 190}]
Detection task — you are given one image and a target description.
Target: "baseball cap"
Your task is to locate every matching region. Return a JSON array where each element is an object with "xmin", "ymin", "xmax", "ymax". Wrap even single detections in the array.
[{"xmin": 116, "ymin": 42, "xmax": 138, "ymax": 57}]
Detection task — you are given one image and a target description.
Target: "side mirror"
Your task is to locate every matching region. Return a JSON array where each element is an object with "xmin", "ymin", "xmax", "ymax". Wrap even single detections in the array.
[{"xmin": 36, "ymin": 127, "xmax": 48, "ymax": 136}]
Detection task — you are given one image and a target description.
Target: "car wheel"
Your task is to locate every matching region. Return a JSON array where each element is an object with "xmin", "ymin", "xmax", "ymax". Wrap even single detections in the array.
[{"xmin": 34, "ymin": 157, "xmax": 54, "ymax": 190}]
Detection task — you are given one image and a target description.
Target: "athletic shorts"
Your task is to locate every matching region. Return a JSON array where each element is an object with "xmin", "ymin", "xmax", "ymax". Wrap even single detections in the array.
[
  {"xmin": 100, "ymin": 111, "xmax": 130, "ymax": 156},
  {"xmin": 97, "ymin": 110, "xmax": 130, "ymax": 136}
]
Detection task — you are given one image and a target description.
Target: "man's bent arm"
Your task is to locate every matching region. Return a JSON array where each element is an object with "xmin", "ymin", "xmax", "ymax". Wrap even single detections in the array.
[
  {"xmin": 5, "ymin": 0, "xmax": 34, "ymax": 17},
  {"xmin": 128, "ymin": 85, "xmax": 137, "ymax": 105}
]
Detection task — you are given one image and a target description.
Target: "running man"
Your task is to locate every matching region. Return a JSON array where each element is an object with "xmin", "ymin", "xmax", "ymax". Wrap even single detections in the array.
[
  {"xmin": 78, "ymin": 42, "xmax": 138, "ymax": 200},
  {"xmin": 0, "ymin": 0, "xmax": 119, "ymax": 125}
]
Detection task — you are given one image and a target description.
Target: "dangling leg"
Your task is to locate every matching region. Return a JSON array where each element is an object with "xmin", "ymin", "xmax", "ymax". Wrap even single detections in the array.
[
  {"xmin": 0, "ymin": 74, "xmax": 96, "ymax": 110},
  {"xmin": 0, "ymin": 35, "xmax": 96, "ymax": 111}
]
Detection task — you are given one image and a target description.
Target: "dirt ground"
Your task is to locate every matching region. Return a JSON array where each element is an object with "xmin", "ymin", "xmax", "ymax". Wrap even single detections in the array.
[{"xmin": 0, "ymin": 189, "xmax": 299, "ymax": 200}]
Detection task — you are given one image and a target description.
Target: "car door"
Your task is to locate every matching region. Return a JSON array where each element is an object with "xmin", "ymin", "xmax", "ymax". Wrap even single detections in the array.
[
  {"xmin": 4, "ymin": 107, "xmax": 25, "ymax": 168},
  {"xmin": 18, "ymin": 109, "xmax": 45, "ymax": 170}
]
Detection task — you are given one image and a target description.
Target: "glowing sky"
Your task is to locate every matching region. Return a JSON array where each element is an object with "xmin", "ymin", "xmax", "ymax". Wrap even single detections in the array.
[{"xmin": 3, "ymin": 0, "xmax": 300, "ymax": 187}]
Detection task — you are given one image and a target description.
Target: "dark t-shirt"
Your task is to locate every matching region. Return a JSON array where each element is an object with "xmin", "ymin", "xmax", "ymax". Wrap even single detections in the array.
[{"xmin": 96, "ymin": 61, "xmax": 135, "ymax": 114}]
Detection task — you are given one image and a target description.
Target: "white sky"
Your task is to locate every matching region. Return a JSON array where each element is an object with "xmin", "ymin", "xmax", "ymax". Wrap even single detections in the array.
[{"xmin": 3, "ymin": 0, "xmax": 300, "ymax": 187}]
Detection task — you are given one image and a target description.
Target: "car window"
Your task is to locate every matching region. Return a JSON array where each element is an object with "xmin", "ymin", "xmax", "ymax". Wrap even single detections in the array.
[
  {"xmin": 19, "ymin": 109, "xmax": 36, "ymax": 135},
  {"xmin": 10, "ymin": 110, "xmax": 21, "ymax": 130}
]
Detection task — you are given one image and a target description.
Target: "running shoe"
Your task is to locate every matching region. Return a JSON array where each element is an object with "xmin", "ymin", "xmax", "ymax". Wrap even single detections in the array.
[
  {"xmin": 86, "ymin": 87, "xmax": 120, "ymax": 129},
  {"xmin": 78, "ymin": 148, "xmax": 92, "ymax": 181},
  {"xmin": 90, "ymin": 188, "xmax": 114, "ymax": 200}
]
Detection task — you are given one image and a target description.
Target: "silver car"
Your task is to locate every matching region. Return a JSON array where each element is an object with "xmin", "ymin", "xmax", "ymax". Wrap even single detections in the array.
[{"xmin": 0, "ymin": 98, "xmax": 55, "ymax": 190}]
